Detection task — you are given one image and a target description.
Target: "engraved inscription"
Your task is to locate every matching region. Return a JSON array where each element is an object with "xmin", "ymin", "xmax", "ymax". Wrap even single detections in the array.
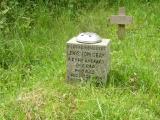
[{"xmin": 67, "ymin": 44, "xmax": 109, "ymax": 81}]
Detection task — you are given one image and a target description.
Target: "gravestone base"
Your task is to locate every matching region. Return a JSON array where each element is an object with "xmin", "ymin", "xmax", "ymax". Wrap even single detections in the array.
[{"xmin": 66, "ymin": 37, "xmax": 111, "ymax": 84}]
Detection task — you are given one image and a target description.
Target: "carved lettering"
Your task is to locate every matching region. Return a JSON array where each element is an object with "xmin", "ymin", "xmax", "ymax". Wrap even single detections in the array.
[{"xmin": 67, "ymin": 39, "xmax": 110, "ymax": 82}]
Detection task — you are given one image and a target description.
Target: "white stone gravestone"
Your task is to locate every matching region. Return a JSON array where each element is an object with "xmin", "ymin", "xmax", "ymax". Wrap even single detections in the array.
[{"xmin": 66, "ymin": 32, "xmax": 111, "ymax": 83}]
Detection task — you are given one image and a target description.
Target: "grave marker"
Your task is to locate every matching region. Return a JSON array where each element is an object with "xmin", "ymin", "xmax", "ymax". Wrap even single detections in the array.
[
  {"xmin": 66, "ymin": 32, "xmax": 111, "ymax": 84},
  {"xmin": 110, "ymin": 7, "xmax": 132, "ymax": 39}
]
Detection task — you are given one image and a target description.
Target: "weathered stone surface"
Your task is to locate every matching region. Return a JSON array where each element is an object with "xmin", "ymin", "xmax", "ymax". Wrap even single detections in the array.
[{"xmin": 66, "ymin": 37, "xmax": 111, "ymax": 83}]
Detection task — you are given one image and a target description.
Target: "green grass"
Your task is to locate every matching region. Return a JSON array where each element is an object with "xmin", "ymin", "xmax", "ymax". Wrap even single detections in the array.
[{"xmin": 0, "ymin": 1, "xmax": 160, "ymax": 120}]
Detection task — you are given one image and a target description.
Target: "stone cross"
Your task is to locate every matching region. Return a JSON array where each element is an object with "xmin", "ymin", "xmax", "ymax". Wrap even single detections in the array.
[
  {"xmin": 110, "ymin": 7, "xmax": 132, "ymax": 39},
  {"xmin": 66, "ymin": 32, "xmax": 111, "ymax": 84}
]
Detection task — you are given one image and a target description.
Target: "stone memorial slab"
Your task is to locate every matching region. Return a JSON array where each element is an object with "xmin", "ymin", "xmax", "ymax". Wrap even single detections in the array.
[{"xmin": 66, "ymin": 32, "xmax": 111, "ymax": 83}]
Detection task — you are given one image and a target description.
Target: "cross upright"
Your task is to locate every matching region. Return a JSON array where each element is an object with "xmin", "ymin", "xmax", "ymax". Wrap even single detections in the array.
[{"xmin": 110, "ymin": 7, "xmax": 132, "ymax": 39}]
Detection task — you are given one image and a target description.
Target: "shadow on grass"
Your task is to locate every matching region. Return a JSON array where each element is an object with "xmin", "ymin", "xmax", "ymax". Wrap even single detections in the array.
[
  {"xmin": 69, "ymin": 70, "xmax": 127, "ymax": 88},
  {"xmin": 66, "ymin": 68, "xmax": 154, "ymax": 93},
  {"xmin": 106, "ymin": 70, "xmax": 127, "ymax": 87},
  {"xmin": 106, "ymin": 68, "xmax": 155, "ymax": 92},
  {"xmin": 79, "ymin": 70, "xmax": 127, "ymax": 88}
]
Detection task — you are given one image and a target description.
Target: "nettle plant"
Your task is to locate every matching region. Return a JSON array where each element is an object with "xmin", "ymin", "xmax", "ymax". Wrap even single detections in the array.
[
  {"xmin": 0, "ymin": 0, "xmax": 35, "ymax": 36},
  {"xmin": 0, "ymin": 1, "xmax": 36, "ymax": 69},
  {"xmin": 0, "ymin": 1, "xmax": 10, "ymax": 35}
]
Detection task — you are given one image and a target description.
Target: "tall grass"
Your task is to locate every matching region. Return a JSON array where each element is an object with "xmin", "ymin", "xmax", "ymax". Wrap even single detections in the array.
[{"xmin": 0, "ymin": 0, "xmax": 160, "ymax": 119}]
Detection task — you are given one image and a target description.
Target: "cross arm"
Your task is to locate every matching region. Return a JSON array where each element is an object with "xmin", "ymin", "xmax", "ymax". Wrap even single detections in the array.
[{"xmin": 110, "ymin": 15, "xmax": 132, "ymax": 25}]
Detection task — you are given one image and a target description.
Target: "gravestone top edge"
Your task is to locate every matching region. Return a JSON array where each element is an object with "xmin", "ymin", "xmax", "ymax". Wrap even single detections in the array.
[{"xmin": 67, "ymin": 37, "xmax": 110, "ymax": 46}]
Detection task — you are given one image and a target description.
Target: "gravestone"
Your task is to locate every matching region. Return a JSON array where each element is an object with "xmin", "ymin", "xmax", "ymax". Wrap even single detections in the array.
[
  {"xmin": 110, "ymin": 7, "xmax": 133, "ymax": 39},
  {"xmin": 66, "ymin": 32, "xmax": 111, "ymax": 83}
]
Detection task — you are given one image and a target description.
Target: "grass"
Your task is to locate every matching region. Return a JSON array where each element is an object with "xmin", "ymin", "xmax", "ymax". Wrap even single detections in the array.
[{"xmin": 0, "ymin": 1, "xmax": 160, "ymax": 120}]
